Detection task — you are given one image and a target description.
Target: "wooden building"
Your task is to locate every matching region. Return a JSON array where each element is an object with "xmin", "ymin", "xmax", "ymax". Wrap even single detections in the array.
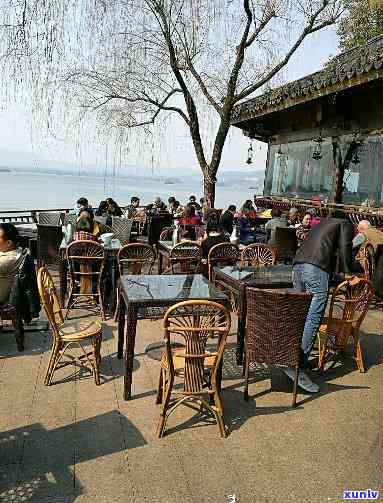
[{"xmin": 231, "ymin": 35, "xmax": 383, "ymax": 207}]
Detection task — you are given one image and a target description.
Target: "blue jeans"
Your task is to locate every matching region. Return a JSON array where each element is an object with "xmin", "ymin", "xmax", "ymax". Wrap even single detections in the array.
[{"xmin": 293, "ymin": 264, "xmax": 329, "ymax": 369}]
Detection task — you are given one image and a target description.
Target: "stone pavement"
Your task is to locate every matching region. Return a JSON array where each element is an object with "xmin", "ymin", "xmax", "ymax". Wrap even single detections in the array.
[{"xmin": 0, "ymin": 309, "xmax": 382, "ymax": 503}]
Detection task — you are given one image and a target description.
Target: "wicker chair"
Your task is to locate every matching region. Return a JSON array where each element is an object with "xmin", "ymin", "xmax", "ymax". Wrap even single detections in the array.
[
  {"xmin": 38, "ymin": 212, "xmax": 63, "ymax": 226},
  {"xmin": 156, "ymin": 300, "xmax": 231, "ymax": 438},
  {"xmin": 244, "ymin": 288, "xmax": 312, "ymax": 407},
  {"xmin": 114, "ymin": 244, "xmax": 156, "ymax": 321},
  {"xmin": 111, "ymin": 217, "xmax": 133, "ymax": 245},
  {"xmin": 159, "ymin": 226, "xmax": 175, "ymax": 241},
  {"xmin": 207, "ymin": 243, "xmax": 240, "ymax": 281},
  {"xmin": 0, "ymin": 305, "xmax": 24, "ymax": 351},
  {"xmin": 241, "ymin": 243, "xmax": 276, "ymax": 267},
  {"xmin": 37, "ymin": 267, "xmax": 102, "ymax": 385},
  {"xmin": 317, "ymin": 278, "xmax": 373, "ymax": 373},
  {"xmin": 37, "ymin": 224, "xmax": 63, "ymax": 268},
  {"xmin": 164, "ymin": 241, "xmax": 202, "ymax": 274},
  {"xmin": 272, "ymin": 227, "xmax": 298, "ymax": 263},
  {"xmin": 356, "ymin": 241, "xmax": 376, "ymax": 281},
  {"xmin": 66, "ymin": 240, "xmax": 106, "ymax": 320}
]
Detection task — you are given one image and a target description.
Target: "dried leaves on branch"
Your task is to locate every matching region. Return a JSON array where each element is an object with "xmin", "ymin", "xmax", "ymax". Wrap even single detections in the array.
[{"xmin": 1, "ymin": 0, "xmax": 342, "ymax": 207}]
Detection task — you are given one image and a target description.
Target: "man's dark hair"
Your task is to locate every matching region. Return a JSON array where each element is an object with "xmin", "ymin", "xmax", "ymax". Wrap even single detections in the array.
[
  {"xmin": 77, "ymin": 197, "xmax": 88, "ymax": 207},
  {"xmin": 329, "ymin": 209, "xmax": 349, "ymax": 220},
  {"xmin": 168, "ymin": 196, "xmax": 176, "ymax": 204},
  {"xmin": 131, "ymin": 196, "xmax": 140, "ymax": 204},
  {"xmin": 0, "ymin": 223, "xmax": 19, "ymax": 245},
  {"xmin": 228, "ymin": 205, "xmax": 236, "ymax": 212},
  {"xmin": 189, "ymin": 195, "xmax": 196, "ymax": 201},
  {"xmin": 271, "ymin": 208, "xmax": 282, "ymax": 218}
]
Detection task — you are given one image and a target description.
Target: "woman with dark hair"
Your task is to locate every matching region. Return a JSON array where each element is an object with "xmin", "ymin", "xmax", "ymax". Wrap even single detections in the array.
[
  {"xmin": 77, "ymin": 208, "xmax": 102, "ymax": 238},
  {"xmin": 241, "ymin": 200, "xmax": 257, "ymax": 225},
  {"xmin": 95, "ymin": 200, "xmax": 108, "ymax": 216},
  {"xmin": 74, "ymin": 216, "xmax": 98, "ymax": 242},
  {"xmin": 179, "ymin": 205, "xmax": 202, "ymax": 226},
  {"xmin": 106, "ymin": 198, "xmax": 123, "ymax": 217}
]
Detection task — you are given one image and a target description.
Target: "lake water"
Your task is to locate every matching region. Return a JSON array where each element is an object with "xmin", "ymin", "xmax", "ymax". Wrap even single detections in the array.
[{"xmin": 0, "ymin": 171, "xmax": 260, "ymax": 211}]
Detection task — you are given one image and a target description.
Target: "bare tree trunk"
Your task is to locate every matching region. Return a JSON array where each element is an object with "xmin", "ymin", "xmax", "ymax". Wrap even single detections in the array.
[{"xmin": 204, "ymin": 173, "xmax": 216, "ymax": 209}]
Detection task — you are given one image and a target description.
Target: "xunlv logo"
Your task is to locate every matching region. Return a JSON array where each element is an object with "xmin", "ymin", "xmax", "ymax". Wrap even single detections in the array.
[
  {"xmin": 369, "ymin": 0, "xmax": 383, "ymax": 6},
  {"xmin": 343, "ymin": 489, "xmax": 380, "ymax": 500}
]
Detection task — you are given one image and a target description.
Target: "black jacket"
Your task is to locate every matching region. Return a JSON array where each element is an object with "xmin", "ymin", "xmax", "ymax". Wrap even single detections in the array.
[
  {"xmin": 293, "ymin": 218, "xmax": 354, "ymax": 274},
  {"xmin": 7, "ymin": 249, "xmax": 41, "ymax": 323},
  {"xmin": 220, "ymin": 211, "xmax": 234, "ymax": 235}
]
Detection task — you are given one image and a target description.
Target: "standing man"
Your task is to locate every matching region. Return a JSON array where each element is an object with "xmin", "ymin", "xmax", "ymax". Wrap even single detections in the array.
[
  {"xmin": 285, "ymin": 210, "xmax": 354, "ymax": 393},
  {"xmin": 220, "ymin": 205, "xmax": 236, "ymax": 235}
]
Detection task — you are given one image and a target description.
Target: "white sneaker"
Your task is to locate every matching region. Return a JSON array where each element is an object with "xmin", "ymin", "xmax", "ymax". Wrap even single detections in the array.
[{"xmin": 284, "ymin": 368, "xmax": 320, "ymax": 393}]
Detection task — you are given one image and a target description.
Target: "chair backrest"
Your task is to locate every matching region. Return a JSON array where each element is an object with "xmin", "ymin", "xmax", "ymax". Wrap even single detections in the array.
[
  {"xmin": 246, "ymin": 288, "xmax": 313, "ymax": 367},
  {"xmin": 38, "ymin": 212, "xmax": 63, "ymax": 226},
  {"xmin": 170, "ymin": 241, "xmax": 202, "ymax": 274},
  {"xmin": 163, "ymin": 300, "xmax": 231, "ymax": 393},
  {"xmin": 111, "ymin": 217, "xmax": 133, "ymax": 245},
  {"xmin": 327, "ymin": 278, "xmax": 374, "ymax": 343},
  {"xmin": 357, "ymin": 241, "xmax": 376, "ymax": 281},
  {"xmin": 117, "ymin": 243, "xmax": 156, "ymax": 276},
  {"xmin": 66, "ymin": 240, "xmax": 105, "ymax": 295},
  {"xmin": 159, "ymin": 226, "xmax": 175, "ymax": 241},
  {"xmin": 37, "ymin": 267, "xmax": 64, "ymax": 339},
  {"xmin": 207, "ymin": 243, "xmax": 240, "ymax": 281},
  {"xmin": 37, "ymin": 224, "xmax": 63, "ymax": 265},
  {"xmin": 241, "ymin": 244, "xmax": 276, "ymax": 267}
]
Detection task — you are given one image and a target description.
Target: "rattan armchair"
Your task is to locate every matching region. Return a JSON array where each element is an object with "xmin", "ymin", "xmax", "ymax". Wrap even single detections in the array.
[
  {"xmin": 164, "ymin": 241, "xmax": 202, "ymax": 274},
  {"xmin": 111, "ymin": 217, "xmax": 133, "ymax": 245},
  {"xmin": 317, "ymin": 278, "xmax": 373, "ymax": 373},
  {"xmin": 356, "ymin": 241, "xmax": 376, "ymax": 281},
  {"xmin": 156, "ymin": 300, "xmax": 231, "ymax": 438},
  {"xmin": 66, "ymin": 240, "xmax": 106, "ymax": 320},
  {"xmin": 207, "ymin": 243, "xmax": 240, "ymax": 281},
  {"xmin": 37, "ymin": 267, "xmax": 102, "ymax": 385},
  {"xmin": 244, "ymin": 288, "xmax": 312, "ymax": 407},
  {"xmin": 37, "ymin": 224, "xmax": 63, "ymax": 268},
  {"xmin": 241, "ymin": 243, "xmax": 276, "ymax": 267}
]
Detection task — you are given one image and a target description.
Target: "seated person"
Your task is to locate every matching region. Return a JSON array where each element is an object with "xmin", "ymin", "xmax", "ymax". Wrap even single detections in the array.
[
  {"xmin": 220, "ymin": 205, "xmax": 236, "ymax": 235},
  {"xmin": 265, "ymin": 208, "xmax": 287, "ymax": 245},
  {"xmin": 238, "ymin": 211, "xmax": 255, "ymax": 245},
  {"xmin": 307, "ymin": 208, "xmax": 321, "ymax": 226},
  {"xmin": 152, "ymin": 197, "xmax": 167, "ymax": 213},
  {"xmin": 76, "ymin": 209, "xmax": 101, "ymax": 240},
  {"xmin": 179, "ymin": 205, "xmax": 202, "ymax": 226},
  {"xmin": 240, "ymin": 200, "xmax": 257, "ymax": 226},
  {"xmin": 353, "ymin": 220, "xmax": 383, "ymax": 252},
  {"xmin": 288, "ymin": 207, "xmax": 301, "ymax": 227},
  {"xmin": 74, "ymin": 197, "xmax": 91, "ymax": 215},
  {"xmin": 0, "ymin": 223, "xmax": 40, "ymax": 322},
  {"xmin": 124, "ymin": 197, "xmax": 140, "ymax": 219},
  {"xmin": 106, "ymin": 197, "xmax": 123, "ymax": 217},
  {"xmin": 95, "ymin": 200, "xmax": 108, "ymax": 216},
  {"xmin": 0, "ymin": 224, "xmax": 24, "ymax": 304},
  {"xmin": 188, "ymin": 195, "xmax": 201, "ymax": 211},
  {"xmin": 201, "ymin": 221, "xmax": 230, "ymax": 259},
  {"xmin": 296, "ymin": 213, "xmax": 311, "ymax": 247}
]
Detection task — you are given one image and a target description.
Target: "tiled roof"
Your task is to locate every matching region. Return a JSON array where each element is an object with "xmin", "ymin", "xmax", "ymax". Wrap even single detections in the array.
[{"xmin": 231, "ymin": 35, "xmax": 383, "ymax": 124}]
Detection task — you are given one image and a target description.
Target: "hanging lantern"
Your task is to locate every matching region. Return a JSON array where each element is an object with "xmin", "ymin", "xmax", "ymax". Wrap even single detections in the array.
[
  {"xmin": 312, "ymin": 134, "xmax": 323, "ymax": 160},
  {"xmin": 246, "ymin": 142, "xmax": 253, "ymax": 164}
]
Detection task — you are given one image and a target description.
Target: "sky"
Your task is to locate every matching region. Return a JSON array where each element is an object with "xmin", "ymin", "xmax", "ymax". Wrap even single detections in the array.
[{"xmin": 0, "ymin": 24, "xmax": 339, "ymax": 177}]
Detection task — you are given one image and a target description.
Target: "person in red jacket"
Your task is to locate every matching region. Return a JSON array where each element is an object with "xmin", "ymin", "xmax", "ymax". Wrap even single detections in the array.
[{"xmin": 179, "ymin": 205, "xmax": 202, "ymax": 226}]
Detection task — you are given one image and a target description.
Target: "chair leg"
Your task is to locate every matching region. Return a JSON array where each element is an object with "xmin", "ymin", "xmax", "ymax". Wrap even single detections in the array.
[
  {"xmin": 244, "ymin": 360, "xmax": 249, "ymax": 401},
  {"xmin": 98, "ymin": 286, "xmax": 106, "ymax": 322},
  {"xmin": 318, "ymin": 336, "xmax": 327, "ymax": 374},
  {"xmin": 156, "ymin": 376, "xmax": 173, "ymax": 438},
  {"xmin": 114, "ymin": 289, "xmax": 120, "ymax": 322},
  {"xmin": 292, "ymin": 365, "xmax": 299, "ymax": 407},
  {"xmin": 213, "ymin": 390, "xmax": 227, "ymax": 438},
  {"xmin": 13, "ymin": 315, "xmax": 24, "ymax": 352},
  {"xmin": 156, "ymin": 369, "xmax": 164, "ymax": 404},
  {"xmin": 45, "ymin": 342, "xmax": 60, "ymax": 386},
  {"xmin": 353, "ymin": 334, "xmax": 365, "ymax": 373}
]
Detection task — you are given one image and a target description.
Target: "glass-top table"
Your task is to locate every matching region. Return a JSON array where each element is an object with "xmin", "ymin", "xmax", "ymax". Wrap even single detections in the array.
[
  {"xmin": 117, "ymin": 274, "xmax": 229, "ymax": 400},
  {"xmin": 213, "ymin": 264, "xmax": 293, "ymax": 364}
]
